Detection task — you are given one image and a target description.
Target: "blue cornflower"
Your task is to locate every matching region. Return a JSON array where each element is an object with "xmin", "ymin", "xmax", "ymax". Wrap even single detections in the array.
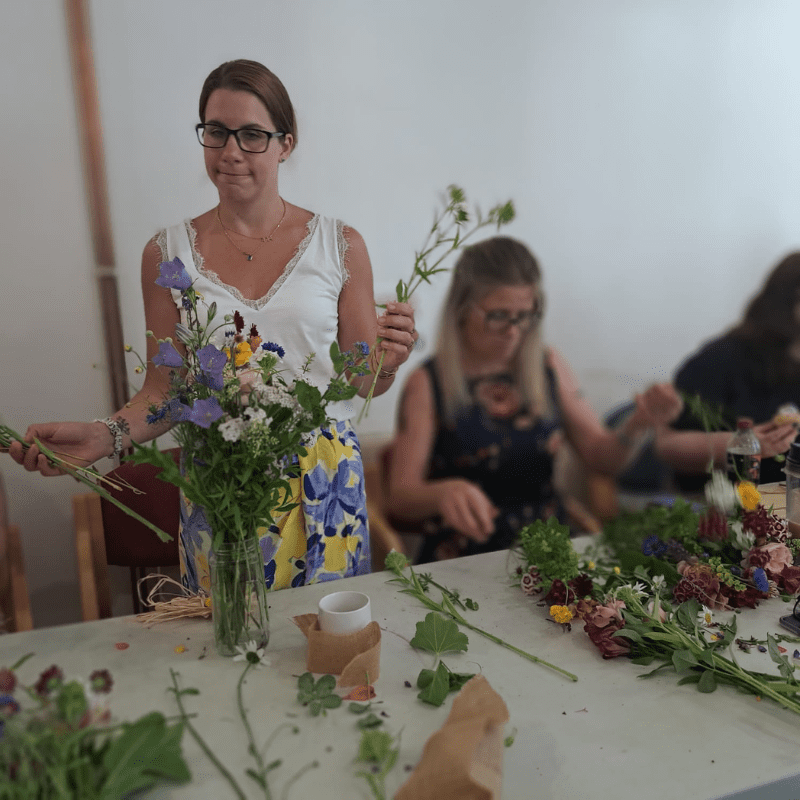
[
  {"xmin": 188, "ymin": 397, "xmax": 224, "ymax": 429},
  {"xmin": 152, "ymin": 341, "xmax": 184, "ymax": 368},
  {"xmin": 181, "ymin": 295, "xmax": 193, "ymax": 311},
  {"xmin": 196, "ymin": 344, "xmax": 227, "ymax": 391},
  {"xmin": 155, "ymin": 257, "xmax": 192, "ymax": 291},
  {"xmin": 752, "ymin": 567, "xmax": 769, "ymax": 593},
  {"xmin": 261, "ymin": 342, "xmax": 286, "ymax": 359},
  {"xmin": 642, "ymin": 533, "xmax": 666, "ymax": 557},
  {"xmin": 146, "ymin": 404, "xmax": 169, "ymax": 425}
]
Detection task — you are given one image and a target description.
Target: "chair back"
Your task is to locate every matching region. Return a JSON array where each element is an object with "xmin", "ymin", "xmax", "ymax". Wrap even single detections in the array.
[
  {"xmin": 73, "ymin": 449, "xmax": 181, "ymax": 620},
  {"xmin": 0, "ymin": 471, "xmax": 33, "ymax": 631}
]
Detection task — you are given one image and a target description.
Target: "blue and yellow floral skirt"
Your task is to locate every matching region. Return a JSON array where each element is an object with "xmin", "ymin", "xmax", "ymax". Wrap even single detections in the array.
[{"xmin": 178, "ymin": 419, "xmax": 371, "ymax": 593}]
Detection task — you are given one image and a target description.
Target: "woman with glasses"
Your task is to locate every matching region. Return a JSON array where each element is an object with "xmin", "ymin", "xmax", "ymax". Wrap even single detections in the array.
[
  {"xmin": 386, "ymin": 236, "xmax": 681, "ymax": 562},
  {"xmin": 10, "ymin": 59, "xmax": 417, "ymax": 592}
]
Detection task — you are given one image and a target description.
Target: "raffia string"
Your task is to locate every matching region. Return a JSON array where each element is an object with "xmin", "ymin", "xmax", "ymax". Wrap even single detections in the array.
[{"xmin": 134, "ymin": 574, "xmax": 212, "ymax": 626}]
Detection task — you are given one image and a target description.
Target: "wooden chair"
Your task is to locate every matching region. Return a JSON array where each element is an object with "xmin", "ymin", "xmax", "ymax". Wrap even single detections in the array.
[
  {"xmin": 0, "ymin": 471, "xmax": 33, "ymax": 632},
  {"xmin": 73, "ymin": 450, "xmax": 181, "ymax": 620}
]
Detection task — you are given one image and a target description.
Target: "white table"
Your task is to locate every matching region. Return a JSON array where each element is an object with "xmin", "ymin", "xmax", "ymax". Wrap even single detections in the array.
[{"xmin": 2, "ymin": 548, "xmax": 800, "ymax": 800}]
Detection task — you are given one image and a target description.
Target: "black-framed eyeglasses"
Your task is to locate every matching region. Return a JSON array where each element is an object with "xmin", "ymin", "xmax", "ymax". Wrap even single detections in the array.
[
  {"xmin": 195, "ymin": 123, "xmax": 285, "ymax": 153},
  {"xmin": 479, "ymin": 306, "xmax": 543, "ymax": 333}
]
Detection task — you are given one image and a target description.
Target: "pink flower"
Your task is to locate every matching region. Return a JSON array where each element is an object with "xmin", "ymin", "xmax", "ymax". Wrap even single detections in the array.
[
  {"xmin": 520, "ymin": 572, "xmax": 538, "ymax": 597},
  {"xmin": 645, "ymin": 600, "xmax": 668, "ymax": 622},
  {"xmin": 587, "ymin": 600, "xmax": 626, "ymax": 628},
  {"xmin": 750, "ymin": 542, "xmax": 792, "ymax": 577}
]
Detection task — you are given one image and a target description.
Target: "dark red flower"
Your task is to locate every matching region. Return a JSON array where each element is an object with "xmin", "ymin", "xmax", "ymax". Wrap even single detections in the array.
[
  {"xmin": 698, "ymin": 508, "xmax": 728, "ymax": 541},
  {"xmin": 568, "ymin": 573, "xmax": 594, "ymax": 599},
  {"xmin": 34, "ymin": 665, "xmax": 63, "ymax": 697},
  {"xmin": 781, "ymin": 565, "xmax": 800, "ymax": 595},
  {"xmin": 544, "ymin": 579, "xmax": 568, "ymax": 606},
  {"xmin": 672, "ymin": 565, "xmax": 721, "ymax": 607},
  {"xmin": 89, "ymin": 669, "xmax": 113, "ymax": 694},
  {"xmin": 0, "ymin": 668, "xmax": 16, "ymax": 694},
  {"xmin": 584, "ymin": 619, "xmax": 631, "ymax": 659},
  {"xmin": 747, "ymin": 548, "xmax": 770, "ymax": 569}
]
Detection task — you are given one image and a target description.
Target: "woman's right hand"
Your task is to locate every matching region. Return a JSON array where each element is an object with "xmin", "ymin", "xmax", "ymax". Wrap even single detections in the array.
[
  {"xmin": 7, "ymin": 422, "xmax": 113, "ymax": 476},
  {"xmin": 753, "ymin": 420, "xmax": 798, "ymax": 460},
  {"xmin": 437, "ymin": 479, "xmax": 499, "ymax": 543}
]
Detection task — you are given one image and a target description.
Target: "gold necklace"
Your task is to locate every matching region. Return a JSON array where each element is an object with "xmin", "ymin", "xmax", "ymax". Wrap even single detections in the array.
[{"xmin": 216, "ymin": 199, "xmax": 287, "ymax": 261}]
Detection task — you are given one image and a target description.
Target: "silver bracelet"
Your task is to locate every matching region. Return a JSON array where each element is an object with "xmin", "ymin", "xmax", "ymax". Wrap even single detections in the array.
[{"xmin": 94, "ymin": 417, "xmax": 128, "ymax": 459}]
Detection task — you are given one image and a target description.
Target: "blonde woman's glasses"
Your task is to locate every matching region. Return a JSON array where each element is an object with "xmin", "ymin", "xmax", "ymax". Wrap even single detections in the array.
[{"xmin": 479, "ymin": 306, "xmax": 542, "ymax": 333}]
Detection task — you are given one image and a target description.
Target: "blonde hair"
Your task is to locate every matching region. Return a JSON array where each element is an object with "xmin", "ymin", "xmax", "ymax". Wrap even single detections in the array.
[{"xmin": 434, "ymin": 236, "xmax": 549, "ymax": 422}]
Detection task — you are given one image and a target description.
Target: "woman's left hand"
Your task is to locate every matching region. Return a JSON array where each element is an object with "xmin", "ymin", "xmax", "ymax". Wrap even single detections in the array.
[
  {"xmin": 374, "ymin": 301, "xmax": 419, "ymax": 374},
  {"xmin": 629, "ymin": 383, "xmax": 684, "ymax": 429}
]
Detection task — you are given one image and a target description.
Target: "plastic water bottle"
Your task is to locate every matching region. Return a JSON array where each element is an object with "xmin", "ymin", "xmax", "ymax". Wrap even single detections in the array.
[{"xmin": 726, "ymin": 418, "xmax": 761, "ymax": 484}]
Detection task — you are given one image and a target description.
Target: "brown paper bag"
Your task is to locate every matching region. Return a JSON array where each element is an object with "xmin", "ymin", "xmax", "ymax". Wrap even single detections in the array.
[
  {"xmin": 394, "ymin": 674, "xmax": 509, "ymax": 800},
  {"xmin": 292, "ymin": 614, "xmax": 381, "ymax": 687}
]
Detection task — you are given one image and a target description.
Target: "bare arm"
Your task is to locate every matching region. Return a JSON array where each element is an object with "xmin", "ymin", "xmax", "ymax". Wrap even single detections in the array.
[
  {"xmin": 336, "ymin": 226, "xmax": 417, "ymax": 398},
  {"xmin": 552, "ymin": 348, "xmax": 683, "ymax": 475},
  {"xmin": 9, "ymin": 240, "xmax": 179, "ymax": 474},
  {"xmin": 385, "ymin": 367, "xmax": 496, "ymax": 542},
  {"xmin": 654, "ymin": 421, "xmax": 797, "ymax": 473}
]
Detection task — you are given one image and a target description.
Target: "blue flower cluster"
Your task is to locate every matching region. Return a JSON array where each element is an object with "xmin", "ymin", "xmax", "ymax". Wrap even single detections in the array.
[{"xmin": 261, "ymin": 342, "xmax": 286, "ymax": 359}]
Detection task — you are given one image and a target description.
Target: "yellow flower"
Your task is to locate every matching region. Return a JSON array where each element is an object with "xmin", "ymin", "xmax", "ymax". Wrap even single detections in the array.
[
  {"xmin": 613, "ymin": 566, "xmax": 621, "ymax": 575},
  {"xmin": 549, "ymin": 605, "xmax": 573, "ymax": 624},
  {"xmin": 233, "ymin": 342, "xmax": 253, "ymax": 367},
  {"xmin": 736, "ymin": 481, "xmax": 761, "ymax": 511},
  {"xmin": 174, "ymin": 645, "xmax": 186, "ymax": 654},
  {"xmin": 587, "ymin": 561, "xmax": 596, "ymax": 570}
]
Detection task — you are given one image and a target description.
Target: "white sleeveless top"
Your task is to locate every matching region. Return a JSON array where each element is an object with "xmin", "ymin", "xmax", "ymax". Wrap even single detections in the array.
[{"xmin": 156, "ymin": 214, "xmax": 354, "ymax": 421}]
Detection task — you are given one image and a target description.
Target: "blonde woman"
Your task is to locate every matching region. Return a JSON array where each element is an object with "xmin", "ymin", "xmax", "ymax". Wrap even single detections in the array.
[{"xmin": 387, "ymin": 237, "xmax": 681, "ymax": 562}]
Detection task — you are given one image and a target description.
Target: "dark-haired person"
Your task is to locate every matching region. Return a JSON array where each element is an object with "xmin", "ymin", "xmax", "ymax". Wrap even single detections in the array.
[
  {"xmin": 656, "ymin": 253, "xmax": 800, "ymax": 491},
  {"xmin": 385, "ymin": 236, "xmax": 682, "ymax": 562},
  {"xmin": 10, "ymin": 60, "xmax": 417, "ymax": 592}
]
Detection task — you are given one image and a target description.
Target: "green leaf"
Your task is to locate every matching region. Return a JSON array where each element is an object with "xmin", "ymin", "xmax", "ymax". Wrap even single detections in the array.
[
  {"xmin": 320, "ymin": 694, "xmax": 342, "ymax": 710},
  {"xmin": 100, "ymin": 713, "xmax": 190, "ymax": 797},
  {"xmin": 349, "ymin": 702, "xmax": 372, "ymax": 714},
  {"xmin": 448, "ymin": 672, "xmax": 475, "ymax": 692},
  {"xmin": 309, "ymin": 701, "xmax": 321, "ymax": 717},
  {"xmin": 416, "ymin": 668, "xmax": 435, "ymax": 690},
  {"xmin": 356, "ymin": 713, "xmax": 384, "ymax": 729},
  {"xmin": 357, "ymin": 730, "xmax": 395, "ymax": 763},
  {"xmin": 417, "ymin": 661, "xmax": 451, "ymax": 707},
  {"xmin": 630, "ymin": 656, "xmax": 656, "ymax": 666},
  {"xmin": 410, "ymin": 612, "xmax": 469, "ymax": 656},
  {"xmin": 697, "ymin": 670, "xmax": 718, "ymax": 693},
  {"xmin": 315, "ymin": 674, "xmax": 337, "ymax": 694},
  {"xmin": 675, "ymin": 599, "xmax": 701, "ymax": 632},
  {"xmin": 672, "ymin": 649, "xmax": 700, "ymax": 673}
]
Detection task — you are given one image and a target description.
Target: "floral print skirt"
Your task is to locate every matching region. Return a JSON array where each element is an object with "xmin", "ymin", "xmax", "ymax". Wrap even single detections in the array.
[{"xmin": 178, "ymin": 419, "xmax": 371, "ymax": 594}]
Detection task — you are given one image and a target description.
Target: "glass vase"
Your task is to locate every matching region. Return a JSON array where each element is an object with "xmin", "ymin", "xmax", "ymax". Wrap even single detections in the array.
[{"xmin": 209, "ymin": 537, "xmax": 270, "ymax": 657}]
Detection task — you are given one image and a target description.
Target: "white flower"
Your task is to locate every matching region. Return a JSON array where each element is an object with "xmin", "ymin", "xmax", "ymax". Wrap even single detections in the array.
[
  {"xmin": 729, "ymin": 520, "xmax": 756, "ymax": 553},
  {"xmin": 233, "ymin": 640, "xmax": 270, "ymax": 669},
  {"xmin": 704, "ymin": 470, "xmax": 739, "ymax": 514},
  {"xmin": 218, "ymin": 417, "xmax": 245, "ymax": 443},
  {"xmin": 650, "ymin": 575, "xmax": 665, "ymax": 593},
  {"xmin": 244, "ymin": 407, "xmax": 267, "ymax": 424},
  {"xmin": 698, "ymin": 605, "xmax": 714, "ymax": 627}
]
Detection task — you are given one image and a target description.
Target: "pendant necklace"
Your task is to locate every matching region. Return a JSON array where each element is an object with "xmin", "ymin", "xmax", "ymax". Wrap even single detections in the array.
[{"xmin": 217, "ymin": 198, "xmax": 287, "ymax": 261}]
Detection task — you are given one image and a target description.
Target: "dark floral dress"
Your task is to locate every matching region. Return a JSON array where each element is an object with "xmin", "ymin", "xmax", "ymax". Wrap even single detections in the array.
[{"xmin": 417, "ymin": 358, "xmax": 564, "ymax": 563}]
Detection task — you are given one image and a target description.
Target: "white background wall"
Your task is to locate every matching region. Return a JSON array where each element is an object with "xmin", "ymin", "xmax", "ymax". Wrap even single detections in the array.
[{"xmin": 3, "ymin": 0, "xmax": 800, "ymax": 627}]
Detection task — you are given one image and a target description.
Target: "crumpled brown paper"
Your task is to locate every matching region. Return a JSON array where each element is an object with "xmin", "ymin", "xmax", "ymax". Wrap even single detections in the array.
[
  {"xmin": 292, "ymin": 614, "xmax": 381, "ymax": 687},
  {"xmin": 394, "ymin": 674, "xmax": 509, "ymax": 800}
]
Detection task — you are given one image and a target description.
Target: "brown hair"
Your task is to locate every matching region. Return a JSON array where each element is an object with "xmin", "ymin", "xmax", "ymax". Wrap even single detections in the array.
[
  {"xmin": 199, "ymin": 60, "xmax": 298, "ymax": 146},
  {"xmin": 434, "ymin": 236, "xmax": 549, "ymax": 421},
  {"xmin": 728, "ymin": 252, "xmax": 800, "ymax": 384}
]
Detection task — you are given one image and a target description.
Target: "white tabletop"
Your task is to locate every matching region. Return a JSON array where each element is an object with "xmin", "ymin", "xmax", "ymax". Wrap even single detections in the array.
[{"xmin": 2, "ymin": 548, "xmax": 799, "ymax": 800}]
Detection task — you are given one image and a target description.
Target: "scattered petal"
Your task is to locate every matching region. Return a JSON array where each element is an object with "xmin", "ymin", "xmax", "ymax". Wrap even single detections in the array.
[{"xmin": 115, "ymin": 642, "xmax": 129, "ymax": 650}]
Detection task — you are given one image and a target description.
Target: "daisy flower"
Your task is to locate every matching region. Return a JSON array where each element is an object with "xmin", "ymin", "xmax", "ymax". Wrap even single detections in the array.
[{"xmin": 233, "ymin": 641, "xmax": 270, "ymax": 669}]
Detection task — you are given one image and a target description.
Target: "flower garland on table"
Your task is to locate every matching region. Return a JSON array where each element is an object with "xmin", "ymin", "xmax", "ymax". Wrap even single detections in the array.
[{"xmin": 513, "ymin": 475, "xmax": 800, "ymax": 714}]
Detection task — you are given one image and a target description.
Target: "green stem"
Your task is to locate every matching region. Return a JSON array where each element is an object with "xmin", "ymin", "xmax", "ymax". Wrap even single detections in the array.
[
  {"xmin": 169, "ymin": 669, "xmax": 247, "ymax": 800},
  {"xmin": 280, "ymin": 759, "xmax": 320, "ymax": 800},
  {"xmin": 237, "ymin": 664, "xmax": 271, "ymax": 800}
]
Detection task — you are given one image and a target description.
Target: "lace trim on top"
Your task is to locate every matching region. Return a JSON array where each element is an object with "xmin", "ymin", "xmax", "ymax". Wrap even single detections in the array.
[{"xmin": 336, "ymin": 219, "xmax": 350, "ymax": 285}]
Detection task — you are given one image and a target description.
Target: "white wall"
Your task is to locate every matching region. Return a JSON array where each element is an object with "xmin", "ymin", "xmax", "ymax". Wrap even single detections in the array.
[{"xmin": 3, "ymin": 0, "xmax": 800, "ymax": 626}]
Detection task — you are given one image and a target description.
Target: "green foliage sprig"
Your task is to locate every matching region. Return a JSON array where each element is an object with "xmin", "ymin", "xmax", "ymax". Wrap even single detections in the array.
[
  {"xmin": 385, "ymin": 551, "xmax": 577, "ymax": 682},
  {"xmin": 354, "ymin": 729, "xmax": 401, "ymax": 800},
  {"xmin": 358, "ymin": 185, "xmax": 516, "ymax": 420},
  {"xmin": 296, "ymin": 673, "xmax": 342, "ymax": 717},
  {"xmin": 0, "ymin": 655, "xmax": 190, "ymax": 799},
  {"xmin": 517, "ymin": 517, "xmax": 580, "ymax": 591}
]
